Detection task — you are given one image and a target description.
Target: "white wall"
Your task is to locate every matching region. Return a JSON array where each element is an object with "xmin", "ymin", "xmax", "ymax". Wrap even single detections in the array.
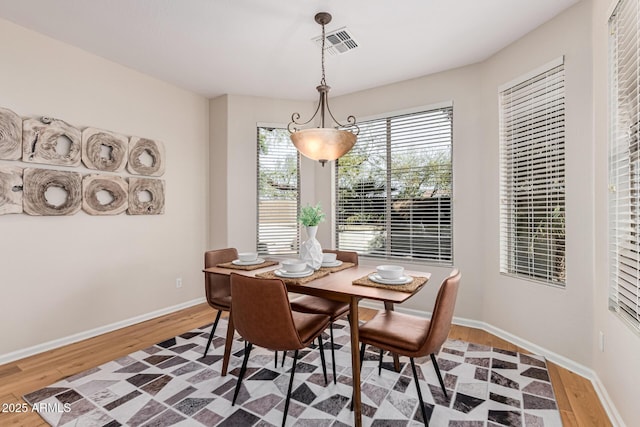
[
  {"xmin": 592, "ymin": 0, "xmax": 640, "ymax": 425},
  {"xmin": 0, "ymin": 18, "xmax": 209, "ymax": 355},
  {"xmin": 480, "ymin": 1, "xmax": 594, "ymax": 367}
]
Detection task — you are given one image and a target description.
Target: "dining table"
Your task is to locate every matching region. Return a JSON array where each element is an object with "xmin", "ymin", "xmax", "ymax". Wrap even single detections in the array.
[{"xmin": 203, "ymin": 261, "xmax": 431, "ymax": 427}]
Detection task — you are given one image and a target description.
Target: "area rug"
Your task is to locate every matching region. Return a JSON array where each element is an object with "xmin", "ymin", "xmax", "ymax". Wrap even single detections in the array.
[{"xmin": 24, "ymin": 318, "xmax": 562, "ymax": 426}]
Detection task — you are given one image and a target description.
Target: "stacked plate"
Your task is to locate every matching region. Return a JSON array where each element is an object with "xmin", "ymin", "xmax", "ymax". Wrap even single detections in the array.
[
  {"xmin": 232, "ymin": 258, "xmax": 265, "ymax": 266},
  {"xmin": 368, "ymin": 273, "xmax": 413, "ymax": 285},
  {"xmin": 321, "ymin": 260, "xmax": 343, "ymax": 268},
  {"xmin": 274, "ymin": 268, "xmax": 314, "ymax": 278}
]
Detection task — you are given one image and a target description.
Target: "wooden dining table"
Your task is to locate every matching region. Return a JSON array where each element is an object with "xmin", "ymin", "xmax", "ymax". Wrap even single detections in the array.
[{"xmin": 203, "ymin": 262, "xmax": 430, "ymax": 427}]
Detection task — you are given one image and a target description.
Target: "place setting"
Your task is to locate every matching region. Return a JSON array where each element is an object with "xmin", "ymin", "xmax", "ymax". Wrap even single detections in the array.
[
  {"xmin": 256, "ymin": 258, "xmax": 330, "ymax": 284},
  {"xmin": 216, "ymin": 251, "xmax": 278, "ymax": 271},
  {"xmin": 318, "ymin": 252, "xmax": 355, "ymax": 272},
  {"xmin": 353, "ymin": 264, "xmax": 429, "ymax": 292}
]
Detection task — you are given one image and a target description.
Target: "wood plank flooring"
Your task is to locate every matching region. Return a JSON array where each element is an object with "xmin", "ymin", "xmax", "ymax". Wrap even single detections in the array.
[{"xmin": 0, "ymin": 303, "xmax": 611, "ymax": 426}]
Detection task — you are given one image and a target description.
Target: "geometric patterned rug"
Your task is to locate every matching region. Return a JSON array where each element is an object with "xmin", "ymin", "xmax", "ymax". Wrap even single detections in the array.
[{"xmin": 23, "ymin": 318, "xmax": 562, "ymax": 426}]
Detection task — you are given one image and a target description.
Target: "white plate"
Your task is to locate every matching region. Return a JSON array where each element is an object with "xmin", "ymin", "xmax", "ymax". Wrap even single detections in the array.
[
  {"xmin": 232, "ymin": 258, "xmax": 265, "ymax": 266},
  {"xmin": 274, "ymin": 268, "xmax": 314, "ymax": 278},
  {"xmin": 368, "ymin": 273, "xmax": 413, "ymax": 285},
  {"xmin": 321, "ymin": 260, "xmax": 343, "ymax": 268}
]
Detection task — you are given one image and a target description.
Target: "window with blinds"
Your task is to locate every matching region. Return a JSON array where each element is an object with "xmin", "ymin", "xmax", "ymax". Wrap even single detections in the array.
[
  {"xmin": 257, "ymin": 127, "xmax": 300, "ymax": 255},
  {"xmin": 499, "ymin": 58, "xmax": 566, "ymax": 286},
  {"xmin": 609, "ymin": 0, "xmax": 640, "ymax": 331},
  {"xmin": 335, "ymin": 106, "xmax": 453, "ymax": 264}
]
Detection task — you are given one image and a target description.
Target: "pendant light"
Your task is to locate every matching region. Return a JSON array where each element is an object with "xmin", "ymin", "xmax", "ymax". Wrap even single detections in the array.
[{"xmin": 288, "ymin": 12, "xmax": 359, "ymax": 166}]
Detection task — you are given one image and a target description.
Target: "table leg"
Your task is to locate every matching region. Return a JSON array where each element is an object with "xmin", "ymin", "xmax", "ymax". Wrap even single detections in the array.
[
  {"xmin": 349, "ymin": 297, "xmax": 362, "ymax": 427},
  {"xmin": 221, "ymin": 312, "xmax": 235, "ymax": 376},
  {"xmin": 384, "ymin": 302, "xmax": 401, "ymax": 372}
]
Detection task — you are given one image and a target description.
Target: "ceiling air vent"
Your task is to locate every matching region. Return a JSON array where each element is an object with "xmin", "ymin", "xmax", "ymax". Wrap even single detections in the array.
[{"xmin": 313, "ymin": 27, "xmax": 359, "ymax": 56}]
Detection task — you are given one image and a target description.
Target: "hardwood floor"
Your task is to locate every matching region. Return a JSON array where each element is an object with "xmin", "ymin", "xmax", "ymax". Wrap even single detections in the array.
[{"xmin": 0, "ymin": 303, "xmax": 611, "ymax": 426}]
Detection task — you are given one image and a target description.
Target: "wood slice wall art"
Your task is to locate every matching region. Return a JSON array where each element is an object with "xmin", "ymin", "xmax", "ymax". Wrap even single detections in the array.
[
  {"xmin": 82, "ymin": 175, "xmax": 128, "ymax": 215},
  {"xmin": 1, "ymin": 106, "xmax": 167, "ymax": 216},
  {"xmin": 127, "ymin": 137, "xmax": 165, "ymax": 177},
  {"xmin": 82, "ymin": 128, "xmax": 128, "ymax": 172},
  {"xmin": 0, "ymin": 166, "xmax": 23, "ymax": 215},
  {"xmin": 0, "ymin": 107, "xmax": 22, "ymax": 160},
  {"xmin": 23, "ymin": 168, "xmax": 82, "ymax": 216},
  {"xmin": 127, "ymin": 177, "xmax": 165, "ymax": 215},
  {"xmin": 22, "ymin": 117, "xmax": 82, "ymax": 166}
]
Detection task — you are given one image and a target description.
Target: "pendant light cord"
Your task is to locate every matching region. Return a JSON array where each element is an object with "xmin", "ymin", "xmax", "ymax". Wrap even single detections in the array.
[{"xmin": 320, "ymin": 21, "xmax": 326, "ymax": 85}]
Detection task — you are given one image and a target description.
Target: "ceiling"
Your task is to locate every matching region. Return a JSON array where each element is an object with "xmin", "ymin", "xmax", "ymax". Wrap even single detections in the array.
[{"xmin": 0, "ymin": 0, "xmax": 580, "ymax": 100}]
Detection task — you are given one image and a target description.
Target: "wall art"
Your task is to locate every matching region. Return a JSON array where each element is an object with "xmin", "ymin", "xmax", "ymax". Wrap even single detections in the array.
[
  {"xmin": 82, "ymin": 128, "xmax": 128, "ymax": 172},
  {"xmin": 127, "ymin": 177, "xmax": 165, "ymax": 215},
  {"xmin": 127, "ymin": 137, "xmax": 165, "ymax": 177},
  {"xmin": 23, "ymin": 168, "xmax": 82, "ymax": 216},
  {"xmin": 82, "ymin": 175, "xmax": 128, "ymax": 216},
  {"xmin": 0, "ymin": 107, "xmax": 22, "ymax": 160},
  {"xmin": 22, "ymin": 117, "xmax": 82, "ymax": 166},
  {"xmin": 0, "ymin": 166, "xmax": 23, "ymax": 215}
]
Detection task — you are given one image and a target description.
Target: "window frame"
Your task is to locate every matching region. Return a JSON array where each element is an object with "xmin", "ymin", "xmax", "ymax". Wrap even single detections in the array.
[
  {"xmin": 256, "ymin": 125, "xmax": 301, "ymax": 256},
  {"xmin": 333, "ymin": 102, "xmax": 454, "ymax": 265},
  {"xmin": 498, "ymin": 56, "xmax": 567, "ymax": 288},
  {"xmin": 608, "ymin": 0, "xmax": 640, "ymax": 333}
]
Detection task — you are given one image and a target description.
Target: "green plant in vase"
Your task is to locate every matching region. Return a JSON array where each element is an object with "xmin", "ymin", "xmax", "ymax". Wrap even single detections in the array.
[
  {"xmin": 299, "ymin": 203, "xmax": 326, "ymax": 227},
  {"xmin": 299, "ymin": 203, "xmax": 325, "ymax": 269}
]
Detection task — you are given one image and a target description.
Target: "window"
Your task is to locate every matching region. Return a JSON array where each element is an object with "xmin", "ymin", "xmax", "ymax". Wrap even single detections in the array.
[
  {"xmin": 335, "ymin": 106, "xmax": 453, "ymax": 264},
  {"xmin": 499, "ymin": 58, "xmax": 566, "ymax": 286},
  {"xmin": 257, "ymin": 127, "xmax": 300, "ymax": 255},
  {"xmin": 609, "ymin": 0, "xmax": 640, "ymax": 331}
]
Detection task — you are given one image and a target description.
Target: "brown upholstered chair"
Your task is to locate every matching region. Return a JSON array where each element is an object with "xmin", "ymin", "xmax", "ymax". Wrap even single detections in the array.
[
  {"xmin": 287, "ymin": 249, "xmax": 358, "ymax": 383},
  {"xmin": 358, "ymin": 269, "xmax": 461, "ymax": 425},
  {"xmin": 230, "ymin": 274, "xmax": 330, "ymax": 427},
  {"xmin": 203, "ymin": 248, "xmax": 238, "ymax": 357}
]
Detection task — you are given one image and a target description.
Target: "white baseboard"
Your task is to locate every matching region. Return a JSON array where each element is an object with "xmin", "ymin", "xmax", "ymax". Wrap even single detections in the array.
[
  {"xmin": 359, "ymin": 301, "xmax": 625, "ymax": 427},
  {"xmin": 591, "ymin": 373, "xmax": 627, "ymax": 427},
  {"xmin": 0, "ymin": 297, "xmax": 206, "ymax": 366}
]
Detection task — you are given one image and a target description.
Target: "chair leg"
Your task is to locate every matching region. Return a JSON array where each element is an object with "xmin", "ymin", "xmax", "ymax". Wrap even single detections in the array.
[
  {"xmin": 329, "ymin": 323, "xmax": 337, "ymax": 384},
  {"xmin": 232, "ymin": 342, "xmax": 253, "ymax": 406},
  {"xmin": 410, "ymin": 358, "xmax": 429, "ymax": 426},
  {"xmin": 430, "ymin": 353, "xmax": 448, "ymax": 398},
  {"xmin": 203, "ymin": 310, "xmax": 222, "ymax": 357},
  {"xmin": 378, "ymin": 348, "xmax": 383, "ymax": 375},
  {"xmin": 318, "ymin": 335, "xmax": 328, "ymax": 385},
  {"xmin": 274, "ymin": 351, "xmax": 278, "ymax": 368},
  {"xmin": 282, "ymin": 349, "xmax": 299, "ymax": 427}
]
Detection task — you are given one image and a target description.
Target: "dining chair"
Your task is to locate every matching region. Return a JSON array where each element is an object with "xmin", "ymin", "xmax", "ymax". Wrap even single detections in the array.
[
  {"xmin": 229, "ymin": 273, "xmax": 330, "ymax": 427},
  {"xmin": 357, "ymin": 269, "xmax": 461, "ymax": 425},
  {"xmin": 287, "ymin": 249, "xmax": 358, "ymax": 383},
  {"xmin": 203, "ymin": 248, "xmax": 238, "ymax": 357}
]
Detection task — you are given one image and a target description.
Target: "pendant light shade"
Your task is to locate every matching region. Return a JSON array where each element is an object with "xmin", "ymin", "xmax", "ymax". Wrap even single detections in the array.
[
  {"xmin": 290, "ymin": 128, "xmax": 356, "ymax": 164},
  {"xmin": 288, "ymin": 12, "xmax": 359, "ymax": 166}
]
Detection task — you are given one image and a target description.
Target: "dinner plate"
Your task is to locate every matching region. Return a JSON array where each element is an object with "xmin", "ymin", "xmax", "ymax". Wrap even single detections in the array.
[
  {"xmin": 321, "ymin": 260, "xmax": 343, "ymax": 268},
  {"xmin": 274, "ymin": 268, "xmax": 314, "ymax": 278},
  {"xmin": 368, "ymin": 273, "xmax": 413, "ymax": 285},
  {"xmin": 232, "ymin": 258, "xmax": 265, "ymax": 266}
]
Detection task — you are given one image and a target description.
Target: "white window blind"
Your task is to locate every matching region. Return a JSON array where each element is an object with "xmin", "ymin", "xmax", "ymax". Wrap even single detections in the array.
[
  {"xmin": 609, "ymin": 0, "xmax": 640, "ymax": 331},
  {"xmin": 257, "ymin": 127, "xmax": 300, "ymax": 255},
  {"xmin": 499, "ymin": 60, "xmax": 566, "ymax": 286},
  {"xmin": 335, "ymin": 107, "xmax": 453, "ymax": 264}
]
